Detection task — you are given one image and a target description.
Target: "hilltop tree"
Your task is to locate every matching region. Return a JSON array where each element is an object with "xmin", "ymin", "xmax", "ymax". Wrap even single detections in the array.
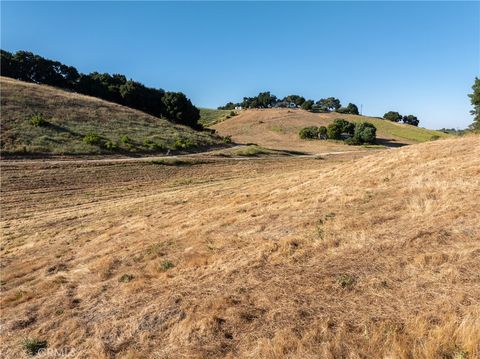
[
  {"xmin": 345, "ymin": 103, "xmax": 359, "ymax": 115},
  {"xmin": 0, "ymin": 50, "xmax": 14, "ymax": 78},
  {"xmin": 402, "ymin": 115, "xmax": 419, "ymax": 127},
  {"xmin": 79, "ymin": 72, "xmax": 126, "ymax": 103},
  {"xmin": 242, "ymin": 91, "xmax": 277, "ymax": 108},
  {"xmin": 162, "ymin": 92, "xmax": 200, "ymax": 128},
  {"xmin": 120, "ymin": 80, "xmax": 165, "ymax": 116},
  {"xmin": 468, "ymin": 77, "xmax": 480, "ymax": 131},
  {"xmin": 301, "ymin": 99, "xmax": 314, "ymax": 111},
  {"xmin": 316, "ymin": 97, "xmax": 341, "ymax": 112},
  {"xmin": 383, "ymin": 111, "xmax": 402, "ymax": 122},
  {"xmin": 283, "ymin": 95, "xmax": 306, "ymax": 106},
  {"xmin": 337, "ymin": 103, "xmax": 359, "ymax": 115},
  {"xmin": 218, "ymin": 102, "xmax": 236, "ymax": 110}
]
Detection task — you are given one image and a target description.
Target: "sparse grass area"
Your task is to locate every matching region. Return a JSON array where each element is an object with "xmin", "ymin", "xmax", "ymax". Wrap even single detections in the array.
[
  {"xmin": 233, "ymin": 145, "xmax": 272, "ymax": 157},
  {"xmin": 199, "ymin": 108, "xmax": 237, "ymax": 127},
  {"xmin": 0, "ymin": 77, "xmax": 223, "ymax": 155}
]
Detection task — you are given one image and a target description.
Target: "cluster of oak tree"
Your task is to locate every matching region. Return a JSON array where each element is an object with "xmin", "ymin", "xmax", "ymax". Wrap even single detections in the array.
[
  {"xmin": 0, "ymin": 50, "xmax": 201, "ymax": 128},
  {"xmin": 383, "ymin": 111, "xmax": 419, "ymax": 127},
  {"xmin": 218, "ymin": 92, "xmax": 360, "ymax": 115},
  {"xmin": 299, "ymin": 119, "xmax": 376, "ymax": 145}
]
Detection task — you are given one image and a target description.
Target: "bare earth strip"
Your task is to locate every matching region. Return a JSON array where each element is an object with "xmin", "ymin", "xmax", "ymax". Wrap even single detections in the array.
[{"xmin": 1, "ymin": 136, "xmax": 479, "ymax": 358}]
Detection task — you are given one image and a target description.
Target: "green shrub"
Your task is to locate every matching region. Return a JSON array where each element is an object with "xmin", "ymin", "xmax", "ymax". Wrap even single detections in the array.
[
  {"xmin": 143, "ymin": 138, "xmax": 162, "ymax": 150},
  {"xmin": 120, "ymin": 135, "xmax": 131, "ymax": 144},
  {"xmin": 229, "ymin": 111, "xmax": 236, "ymax": 117},
  {"xmin": 22, "ymin": 338, "xmax": 47, "ymax": 356},
  {"xmin": 118, "ymin": 274, "xmax": 134, "ymax": 283},
  {"xmin": 105, "ymin": 140, "xmax": 117, "ymax": 150},
  {"xmin": 29, "ymin": 113, "xmax": 47, "ymax": 127},
  {"xmin": 349, "ymin": 122, "xmax": 377, "ymax": 145},
  {"xmin": 83, "ymin": 132, "xmax": 100, "ymax": 145},
  {"xmin": 160, "ymin": 260, "xmax": 174, "ymax": 271},
  {"xmin": 173, "ymin": 138, "xmax": 196, "ymax": 150},
  {"xmin": 327, "ymin": 123, "xmax": 342, "ymax": 140},
  {"xmin": 345, "ymin": 137, "xmax": 361, "ymax": 145},
  {"xmin": 337, "ymin": 274, "xmax": 356, "ymax": 288},
  {"xmin": 430, "ymin": 135, "xmax": 440, "ymax": 141},
  {"xmin": 299, "ymin": 126, "xmax": 320, "ymax": 139},
  {"xmin": 318, "ymin": 126, "xmax": 328, "ymax": 139},
  {"xmin": 332, "ymin": 118, "xmax": 355, "ymax": 135},
  {"xmin": 223, "ymin": 136, "xmax": 232, "ymax": 144}
]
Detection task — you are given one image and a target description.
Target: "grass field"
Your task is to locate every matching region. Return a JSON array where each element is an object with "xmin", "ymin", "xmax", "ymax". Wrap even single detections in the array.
[
  {"xmin": 1, "ymin": 135, "xmax": 478, "ymax": 358},
  {"xmin": 0, "ymin": 77, "xmax": 223, "ymax": 156}
]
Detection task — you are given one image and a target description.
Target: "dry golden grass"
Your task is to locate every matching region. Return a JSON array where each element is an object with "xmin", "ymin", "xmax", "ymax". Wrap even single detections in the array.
[{"xmin": 1, "ymin": 135, "xmax": 479, "ymax": 358}]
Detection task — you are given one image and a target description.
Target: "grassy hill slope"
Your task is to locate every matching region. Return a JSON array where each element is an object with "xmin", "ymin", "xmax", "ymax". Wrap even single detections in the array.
[
  {"xmin": 211, "ymin": 108, "xmax": 449, "ymax": 153},
  {"xmin": 199, "ymin": 108, "xmax": 238, "ymax": 127},
  {"xmin": 1, "ymin": 135, "xmax": 479, "ymax": 358},
  {"xmin": 0, "ymin": 77, "xmax": 223, "ymax": 155}
]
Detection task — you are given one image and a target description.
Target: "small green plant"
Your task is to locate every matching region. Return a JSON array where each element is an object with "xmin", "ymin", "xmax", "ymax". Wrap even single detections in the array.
[
  {"xmin": 430, "ymin": 135, "xmax": 440, "ymax": 141},
  {"xmin": 160, "ymin": 260, "xmax": 174, "ymax": 271},
  {"xmin": 29, "ymin": 113, "xmax": 47, "ymax": 127},
  {"xmin": 173, "ymin": 138, "xmax": 195, "ymax": 150},
  {"xmin": 118, "ymin": 274, "xmax": 134, "ymax": 283},
  {"xmin": 120, "ymin": 135, "xmax": 131, "ymax": 144},
  {"xmin": 105, "ymin": 140, "xmax": 117, "ymax": 150},
  {"xmin": 229, "ymin": 111, "xmax": 236, "ymax": 117},
  {"xmin": 83, "ymin": 132, "xmax": 100, "ymax": 145},
  {"xmin": 143, "ymin": 138, "xmax": 160, "ymax": 150},
  {"xmin": 22, "ymin": 338, "xmax": 47, "ymax": 356},
  {"xmin": 223, "ymin": 136, "xmax": 232, "ymax": 144},
  {"xmin": 337, "ymin": 274, "xmax": 356, "ymax": 288}
]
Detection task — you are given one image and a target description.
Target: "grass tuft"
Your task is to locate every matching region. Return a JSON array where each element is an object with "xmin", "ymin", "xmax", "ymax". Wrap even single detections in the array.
[{"xmin": 22, "ymin": 338, "xmax": 47, "ymax": 356}]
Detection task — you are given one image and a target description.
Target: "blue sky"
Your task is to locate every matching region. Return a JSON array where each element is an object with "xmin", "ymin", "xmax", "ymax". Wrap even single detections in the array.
[{"xmin": 1, "ymin": 1, "xmax": 479, "ymax": 129}]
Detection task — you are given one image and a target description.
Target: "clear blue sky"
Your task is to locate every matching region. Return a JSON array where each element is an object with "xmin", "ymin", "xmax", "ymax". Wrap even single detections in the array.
[{"xmin": 1, "ymin": 1, "xmax": 479, "ymax": 129}]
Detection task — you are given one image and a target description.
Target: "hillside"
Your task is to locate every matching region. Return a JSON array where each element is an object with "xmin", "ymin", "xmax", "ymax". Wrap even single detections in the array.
[
  {"xmin": 1, "ymin": 135, "xmax": 479, "ymax": 358},
  {"xmin": 212, "ymin": 108, "xmax": 449, "ymax": 154},
  {"xmin": 0, "ymin": 77, "xmax": 223, "ymax": 155}
]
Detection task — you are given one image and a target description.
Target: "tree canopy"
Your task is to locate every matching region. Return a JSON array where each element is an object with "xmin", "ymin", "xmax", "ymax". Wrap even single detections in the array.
[
  {"xmin": 468, "ymin": 77, "xmax": 480, "ymax": 131},
  {"xmin": 316, "ymin": 97, "xmax": 341, "ymax": 112},
  {"xmin": 402, "ymin": 115, "xmax": 419, "ymax": 127},
  {"xmin": 383, "ymin": 111, "xmax": 419, "ymax": 126},
  {"xmin": 383, "ymin": 111, "xmax": 402, "ymax": 122}
]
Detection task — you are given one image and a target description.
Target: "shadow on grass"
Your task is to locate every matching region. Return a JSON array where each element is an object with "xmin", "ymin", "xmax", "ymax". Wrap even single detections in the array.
[{"xmin": 376, "ymin": 138, "xmax": 410, "ymax": 148}]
